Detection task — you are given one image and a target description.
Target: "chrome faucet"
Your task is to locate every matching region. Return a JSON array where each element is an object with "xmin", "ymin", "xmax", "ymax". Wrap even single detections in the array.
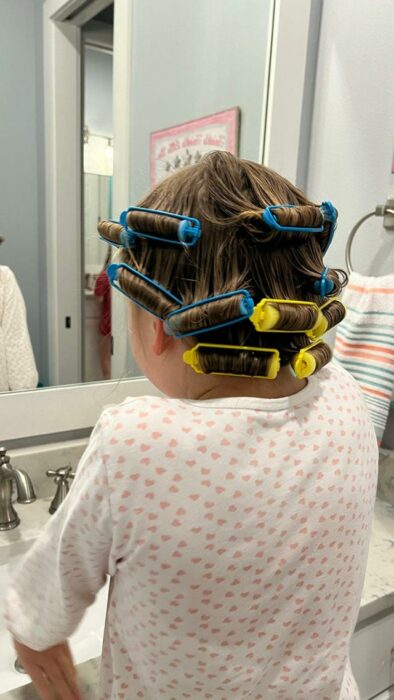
[
  {"xmin": 46, "ymin": 466, "xmax": 75, "ymax": 514},
  {"xmin": 0, "ymin": 447, "xmax": 36, "ymax": 531}
]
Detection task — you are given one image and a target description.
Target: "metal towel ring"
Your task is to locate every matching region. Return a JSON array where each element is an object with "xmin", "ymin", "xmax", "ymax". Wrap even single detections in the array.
[{"xmin": 345, "ymin": 204, "xmax": 394, "ymax": 273}]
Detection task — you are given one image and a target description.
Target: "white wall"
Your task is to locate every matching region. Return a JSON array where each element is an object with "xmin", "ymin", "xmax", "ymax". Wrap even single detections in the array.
[
  {"xmin": 307, "ymin": 0, "xmax": 394, "ymax": 276},
  {"xmin": 306, "ymin": 0, "xmax": 394, "ymax": 448},
  {"xmin": 84, "ymin": 47, "xmax": 113, "ymax": 137},
  {"xmin": 128, "ymin": 0, "xmax": 273, "ymax": 203}
]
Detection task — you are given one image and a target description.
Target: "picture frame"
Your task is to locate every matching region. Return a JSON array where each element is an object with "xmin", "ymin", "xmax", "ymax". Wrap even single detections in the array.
[{"xmin": 150, "ymin": 107, "xmax": 240, "ymax": 186}]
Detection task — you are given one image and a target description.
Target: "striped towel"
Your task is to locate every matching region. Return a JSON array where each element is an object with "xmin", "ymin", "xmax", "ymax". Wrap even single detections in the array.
[{"xmin": 333, "ymin": 272, "xmax": 394, "ymax": 445}]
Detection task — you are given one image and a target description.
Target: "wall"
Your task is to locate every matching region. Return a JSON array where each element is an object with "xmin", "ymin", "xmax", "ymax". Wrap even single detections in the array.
[
  {"xmin": 84, "ymin": 47, "xmax": 113, "ymax": 137},
  {"xmin": 307, "ymin": 0, "xmax": 394, "ymax": 276},
  {"xmin": 83, "ymin": 47, "xmax": 114, "ymax": 269},
  {"xmin": 0, "ymin": 0, "xmax": 46, "ymax": 384},
  {"xmin": 306, "ymin": 0, "xmax": 394, "ymax": 447},
  {"xmin": 112, "ymin": 0, "xmax": 273, "ymax": 377},
  {"xmin": 129, "ymin": 0, "xmax": 273, "ymax": 202}
]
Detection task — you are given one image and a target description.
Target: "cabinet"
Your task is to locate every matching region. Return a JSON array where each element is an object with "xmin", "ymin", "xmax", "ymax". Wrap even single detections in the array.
[{"xmin": 350, "ymin": 608, "xmax": 394, "ymax": 699}]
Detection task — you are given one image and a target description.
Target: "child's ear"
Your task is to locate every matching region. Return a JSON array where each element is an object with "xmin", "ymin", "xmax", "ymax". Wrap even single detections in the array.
[{"xmin": 152, "ymin": 319, "xmax": 172, "ymax": 356}]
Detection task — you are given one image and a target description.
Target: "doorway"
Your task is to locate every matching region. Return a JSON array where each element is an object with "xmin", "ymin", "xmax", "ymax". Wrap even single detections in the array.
[{"xmin": 82, "ymin": 5, "xmax": 114, "ymax": 382}]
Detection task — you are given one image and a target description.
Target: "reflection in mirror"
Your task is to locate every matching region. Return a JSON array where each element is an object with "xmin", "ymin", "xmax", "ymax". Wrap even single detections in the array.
[
  {"xmin": 82, "ymin": 20, "xmax": 114, "ymax": 383},
  {"xmin": 1, "ymin": 0, "xmax": 392, "ymax": 395}
]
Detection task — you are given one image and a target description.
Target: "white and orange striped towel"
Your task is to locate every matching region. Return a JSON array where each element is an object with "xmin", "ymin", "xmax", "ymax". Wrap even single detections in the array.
[{"xmin": 333, "ymin": 272, "xmax": 394, "ymax": 444}]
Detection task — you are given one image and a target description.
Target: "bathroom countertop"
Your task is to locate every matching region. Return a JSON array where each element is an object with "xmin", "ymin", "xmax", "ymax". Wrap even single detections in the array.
[
  {"xmin": 358, "ymin": 496, "xmax": 394, "ymax": 623},
  {"xmin": 0, "ymin": 657, "xmax": 101, "ymax": 700},
  {"xmin": 0, "ymin": 497, "xmax": 393, "ymax": 699},
  {"xmin": 0, "ymin": 496, "xmax": 56, "ymax": 565}
]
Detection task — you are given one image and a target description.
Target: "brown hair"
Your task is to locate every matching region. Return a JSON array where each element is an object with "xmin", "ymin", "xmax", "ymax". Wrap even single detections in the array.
[{"xmin": 98, "ymin": 151, "xmax": 347, "ymax": 377}]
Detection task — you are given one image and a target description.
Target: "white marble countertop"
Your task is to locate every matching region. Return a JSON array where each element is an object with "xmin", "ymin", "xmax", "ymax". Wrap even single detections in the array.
[{"xmin": 358, "ymin": 496, "xmax": 394, "ymax": 622}]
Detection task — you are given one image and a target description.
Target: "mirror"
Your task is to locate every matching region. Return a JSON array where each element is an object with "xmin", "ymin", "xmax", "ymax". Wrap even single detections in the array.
[
  {"xmin": 0, "ymin": 0, "xmax": 392, "ymax": 393},
  {"xmin": 82, "ymin": 33, "xmax": 114, "ymax": 383}
]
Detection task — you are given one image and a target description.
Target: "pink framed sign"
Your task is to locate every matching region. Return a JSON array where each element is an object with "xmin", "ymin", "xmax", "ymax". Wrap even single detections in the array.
[{"xmin": 150, "ymin": 107, "xmax": 240, "ymax": 186}]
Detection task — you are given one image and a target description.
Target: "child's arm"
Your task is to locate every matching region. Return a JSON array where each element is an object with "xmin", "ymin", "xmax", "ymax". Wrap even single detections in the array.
[{"xmin": 4, "ymin": 416, "xmax": 114, "ymax": 694}]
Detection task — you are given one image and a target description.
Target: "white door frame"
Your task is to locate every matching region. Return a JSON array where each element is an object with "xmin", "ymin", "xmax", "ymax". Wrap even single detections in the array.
[
  {"xmin": 43, "ymin": 0, "xmax": 125, "ymax": 386},
  {"xmin": 43, "ymin": 1, "xmax": 82, "ymax": 386},
  {"xmin": 263, "ymin": 0, "xmax": 322, "ymax": 188}
]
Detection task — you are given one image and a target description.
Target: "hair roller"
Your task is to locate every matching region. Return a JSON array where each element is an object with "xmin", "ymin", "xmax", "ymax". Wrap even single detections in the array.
[
  {"xmin": 115, "ymin": 265, "xmax": 180, "ymax": 319},
  {"xmin": 165, "ymin": 291, "xmax": 254, "ymax": 338},
  {"xmin": 269, "ymin": 204, "xmax": 323, "ymax": 230},
  {"xmin": 319, "ymin": 298, "xmax": 346, "ymax": 331},
  {"xmin": 98, "ymin": 219, "xmax": 125, "ymax": 247},
  {"xmin": 313, "ymin": 267, "xmax": 335, "ymax": 296},
  {"xmin": 250, "ymin": 299, "xmax": 320, "ymax": 333},
  {"xmin": 184, "ymin": 344, "xmax": 280, "ymax": 380},
  {"xmin": 124, "ymin": 207, "xmax": 201, "ymax": 246},
  {"xmin": 291, "ymin": 340, "xmax": 332, "ymax": 378},
  {"xmin": 262, "ymin": 201, "xmax": 337, "ymax": 252}
]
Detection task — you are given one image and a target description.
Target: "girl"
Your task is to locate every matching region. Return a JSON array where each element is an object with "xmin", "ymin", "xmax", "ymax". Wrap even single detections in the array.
[
  {"xmin": 94, "ymin": 245, "xmax": 112, "ymax": 380},
  {"xmin": 6, "ymin": 152, "xmax": 378, "ymax": 700},
  {"xmin": 0, "ymin": 237, "xmax": 38, "ymax": 391}
]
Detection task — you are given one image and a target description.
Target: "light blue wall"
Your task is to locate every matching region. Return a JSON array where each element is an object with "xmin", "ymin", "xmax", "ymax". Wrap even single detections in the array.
[
  {"xmin": 84, "ymin": 47, "xmax": 113, "ymax": 137},
  {"xmin": 129, "ymin": 0, "xmax": 273, "ymax": 202},
  {"xmin": 0, "ymin": 0, "xmax": 46, "ymax": 385},
  {"xmin": 113, "ymin": 0, "xmax": 273, "ymax": 377}
]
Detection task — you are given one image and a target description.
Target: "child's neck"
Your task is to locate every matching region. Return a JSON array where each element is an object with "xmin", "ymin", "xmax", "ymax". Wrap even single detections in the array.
[{"xmin": 187, "ymin": 367, "xmax": 308, "ymax": 401}]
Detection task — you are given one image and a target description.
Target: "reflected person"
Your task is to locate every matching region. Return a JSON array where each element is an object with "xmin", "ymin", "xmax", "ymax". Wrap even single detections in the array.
[
  {"xmin": 94, "ymin": 246, "xmax": 112, "ymax": 380},
  {"xmin": 0, "ymin": 238, "xmax": 38, "ymax": 391}
]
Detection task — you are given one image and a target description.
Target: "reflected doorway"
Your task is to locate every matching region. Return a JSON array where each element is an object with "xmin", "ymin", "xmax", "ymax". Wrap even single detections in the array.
[{"xmin": 81, "ymin": 5, "xmax": 114, "ymax": 382}]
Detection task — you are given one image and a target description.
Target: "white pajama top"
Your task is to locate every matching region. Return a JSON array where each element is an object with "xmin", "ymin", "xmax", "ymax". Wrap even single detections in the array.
[
  {"xmin": 0, "ymin": 266, "xmax": 38, "ymax": 391},
  {"xmin": 5, "ymin": 362, "xmax": 378, "ymax": 699}
]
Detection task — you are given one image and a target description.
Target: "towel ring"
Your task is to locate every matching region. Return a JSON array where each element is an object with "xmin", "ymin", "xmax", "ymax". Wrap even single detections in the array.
[{"xmin": 345, "ymin": 204, "xmax": 394, "ymax": 273}]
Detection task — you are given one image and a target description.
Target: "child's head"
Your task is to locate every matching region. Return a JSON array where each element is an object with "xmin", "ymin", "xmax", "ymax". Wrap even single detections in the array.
[{"xmin": 98, "ymin": 151, "xmax": 346, "ymax": 395}]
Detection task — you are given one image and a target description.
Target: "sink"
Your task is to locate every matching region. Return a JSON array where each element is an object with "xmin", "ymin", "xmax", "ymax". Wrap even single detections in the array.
[{"xmin": 0, "ymin": 553, "xmax": 108, "ymax": 694}]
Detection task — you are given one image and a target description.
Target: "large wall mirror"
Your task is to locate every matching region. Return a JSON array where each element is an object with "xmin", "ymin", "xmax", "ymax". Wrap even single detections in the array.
[{"xmin": 0, "ymin": 0, "xmax": 392, "ymax": 394}]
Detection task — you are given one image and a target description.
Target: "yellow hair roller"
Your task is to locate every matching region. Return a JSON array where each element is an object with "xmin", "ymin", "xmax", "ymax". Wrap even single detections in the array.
[
  {"xmin": 307, "ymin": 297, "xmax": 341, "ymax": 339},
  {"xmin": 305, "ymin": 310, "xmax": 327, "ymax": 340},
  {"xmin": 183, "ymin": 343, "xmax": 281, "ymax": 380},
  {"xmin": 250, "ymin": 298, "xmax": 320, "ymax": 333},
  {"xmin": 249, "ymin": 297, "xmax": 341, "ymax": 340},
  {"xmin": 291, "ymin": 339, "xmax": 323, "ymax": 379}
]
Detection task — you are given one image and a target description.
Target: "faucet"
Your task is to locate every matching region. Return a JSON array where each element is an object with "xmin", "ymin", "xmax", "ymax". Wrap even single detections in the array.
[
  {"xmin": 0, "ymin": 447, "xmax": 36, "ymax": 531},
  {"xmin": 46, "ymin": 466, "xmax": 75, "ymax": 514}
]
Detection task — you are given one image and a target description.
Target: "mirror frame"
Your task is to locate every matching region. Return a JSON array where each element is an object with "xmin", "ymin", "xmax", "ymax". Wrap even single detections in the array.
[{"xmin": 2, "ymin": 377, "xmax": 159, "ymax": 443}]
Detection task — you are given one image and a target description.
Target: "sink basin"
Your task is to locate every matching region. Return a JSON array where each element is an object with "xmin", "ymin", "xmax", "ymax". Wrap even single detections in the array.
[{"xmin": 0, "ymin": 554, "xmax": 108, "ymax": 694}]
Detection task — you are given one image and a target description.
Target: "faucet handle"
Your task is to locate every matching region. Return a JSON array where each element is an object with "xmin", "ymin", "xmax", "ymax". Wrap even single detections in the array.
[
  {"xmin": 46, "ymin": 466, "xmax": 75, "ymax": 481},
  {"xmin": 46, "ymin": 466, "xmax": 75, "ymax": 514}
]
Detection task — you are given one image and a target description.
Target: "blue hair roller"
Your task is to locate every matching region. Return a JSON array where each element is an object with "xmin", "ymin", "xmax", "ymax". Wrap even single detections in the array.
[
  {"xmin": 262, "ymin": 200, "xmax": 337, "ymax": 253},
  {"xmin": 120, "ymin": 206, "xmax": 201, "ymax": 247},
  {"xmin": 178, "ymin": 218, "xmax": 201, "ymax": 245},
  {"xmin": 119, "ymin": 228, "xmax": 136, "ymax": 247},
  {"xmin": 320, "ymin": 201, "xmax": 337, "ymax": 252},
  {"xmin": 106, "ymin": 262, "xmax": 182, "ymax": 318},
  {"xmin": 164, "ymin": 290, "xmax": 255, "ymax": 338},
  {"xmin": 314, "ymin": 266, "xmax": 335, "ymax": 297}
]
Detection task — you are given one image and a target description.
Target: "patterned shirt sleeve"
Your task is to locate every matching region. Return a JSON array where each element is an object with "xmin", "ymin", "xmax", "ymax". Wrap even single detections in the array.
[
  {"xmin": 4, "ymin": 416, "xmax": 114, "ymax": 651},
  {"xmin": 2, "ymin": 267, "xmax": 38, "ymax": 391}
]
